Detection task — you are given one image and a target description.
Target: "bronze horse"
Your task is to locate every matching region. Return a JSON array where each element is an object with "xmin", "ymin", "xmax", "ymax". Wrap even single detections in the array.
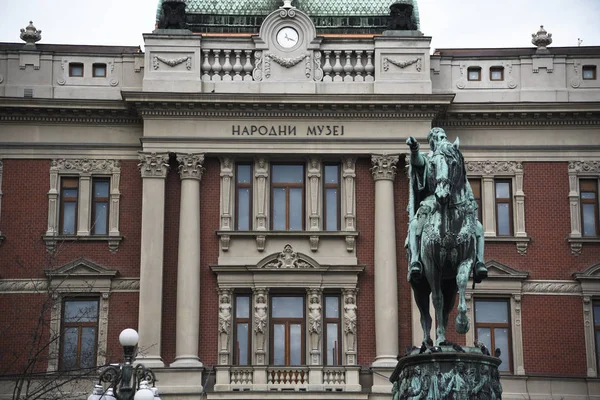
[{"xmin": 411, "ymin": 140, "xmax": 478, "ymax": 346}]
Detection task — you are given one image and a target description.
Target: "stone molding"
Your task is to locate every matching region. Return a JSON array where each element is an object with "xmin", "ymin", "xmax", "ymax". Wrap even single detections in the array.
[
  {"xmin": 219, "ymin": 157, "xmax": 234, "ymax": 232},
  {"xmin": 0, "ymin": 278, "xmax": 139, "ymax": 292},
  {"xmin": 138, "ymin": 152, "xmax": 170, "ymax": 178},
  {"xmin": 465, "ymin": 161, "xmax": 523, "ymax": 175},
  {"xmin": 574, "ymin": 262, "xmax": 600, "ymax": 376},
  {"xmin": 176, "ymin": 153, "xmax": 205, "ymax": 180},
  {"xmin": 521, "ymin": 280, "xmax": 582, "ymax": 295},
  {"xmin": 438, "ymin": 112, "xmax": 600, "ymax": 128},
  {"xmin": 370, "ymin": 154, "xmax": 399, "ymax": 181},
  {"xmin": 567, "ymin": 160, "xmax": 600, "ymax": 255},
  {"xmin": 307, "ymin": 157, "xmax": 322, "ymax": 231}
]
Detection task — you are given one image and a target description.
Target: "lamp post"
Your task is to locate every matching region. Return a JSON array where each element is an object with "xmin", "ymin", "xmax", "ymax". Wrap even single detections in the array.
[{"xmin": 89, "ymin": 329, "xmax": 159, "ymax": 400}]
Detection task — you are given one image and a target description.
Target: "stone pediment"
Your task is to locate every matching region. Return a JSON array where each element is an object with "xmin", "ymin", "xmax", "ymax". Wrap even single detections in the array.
[
  {"xmin": 255, "ymin": 244, "xmax": 321, "ymax": 270},
  {"xmin": 574, "ymin": 262, "xmax": 600, "ymax": 281},
  {"xmin": 484, "ymin": 260, "xmax": 529, "ymax": 280},
  {"xmin": 45, "ymin": 257, "xmax": 118, "ymax": 279}
]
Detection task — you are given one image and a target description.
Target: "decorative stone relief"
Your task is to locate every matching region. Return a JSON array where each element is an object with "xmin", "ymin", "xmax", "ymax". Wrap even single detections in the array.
[
  {"xmin": 108, "ymin": 61, "xmax": 119, "ymax": 87},
  {"xmin": 254, "ymin": 288, "xmax": 268, "ymax": 365},
  {"xmin": 263, "ymin": 53, "xmax": 311, "ymax": 79},
  {"xmin": 313, "ymin": 51, "xmax": 323, "ymax": 81},
  {"xmin": 345, "ymin": 236, "xmax": 355, "ymax": 252},
  {"xmin": 343, "ymin": 289, "xmax": 358, "ymax": 365},
  {"xmin": 307, "ymin": 288, "xmax": 322, "ymax": 365},
  {"xmin": 176, "ymin": 153, "xmax": 205, "ymax": 180},
  {"xmin": 218, "ymin": 289, "xmax": 233, "ymax": 365},
  {"xmin": 532, "ymin": 25, "xmax": 552, "ymax": 53},
  {"xmin": 371, "ymin": 154, "xmax": 399, "ymax": 181},
  {"xmin": 307, "ymin": 158, "xmax": 321, "ymax": 231},
  {"xmin": 254, "ymin": 158, "xmax": 269, "ymax": 231},
  {"xmin": 505, "ymin": 61, "xmax": 517, "ymax": 89},
  {"xmin": 342, "ymin": 157, "xmax": 356, "ymax": 233},
  {"xmin": 20, "ymin": 21, "xmax": 41, "ymax": 47},
  {"xmin": 57, "ymin": 59, "xmax": 67, "ymax": 85},
  {"xmin": 309, "ymin": 235, "xmax": 319, "ymax": 252},
  {"xmin": 260, "ymin": 244, "xmax": 314, "ymax": 269},
  {"xmin": 219, "ymin": 157, "xmax": 234, "ymax": 233},
  {"xmin": 465, "ymin": 161, "xmax": 523, "ymax": 175},
  {"xmin": 456, "ymin": 64, "xmax": 467, "ymax": 89},
  {"xmin": 583, "ymin": 296, "xmax": 597, "ymax": 376},
  {"xmin": 252, "ymin": 51, "xmax": 263, "ymax": 81},
  {"xmin": 382, "ymin": 57, "xmax": 421, "ymax": 72},
  {"xmin": 256, "ymin": 235, "xmax": 266, "ymax": 252},
  {"xmin": 0, "ymin": 74, "xmax": 4, "ymax": 84},
  {"xmin": 138, "ymin": 152, "xmax": 170, "ymax": 178},
  {"xmin": 152, "ymin": 55, "xmax": 192, "ymax": 70},
  {"xmin": 522, "ymin": 281, "xmax": 582, "ymax": 294}
]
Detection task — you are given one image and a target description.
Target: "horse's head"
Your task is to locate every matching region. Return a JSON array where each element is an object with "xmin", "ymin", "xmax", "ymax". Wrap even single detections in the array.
[{"xmin": 430, "ymin": 139, "xmax": 465, "ymax": 206}]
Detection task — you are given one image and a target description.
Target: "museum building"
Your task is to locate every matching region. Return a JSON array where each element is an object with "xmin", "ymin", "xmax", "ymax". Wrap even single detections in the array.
[{"xmin": 0, "ymin": 0, "xmax": 600, "ymax": 398}]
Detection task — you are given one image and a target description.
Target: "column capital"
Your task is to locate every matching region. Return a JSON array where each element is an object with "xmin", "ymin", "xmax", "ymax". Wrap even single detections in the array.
[
  {"xmin": 138, "ymin": 152, "xmax": 170, "ymax": 178},
  {"xmin": 177, "ymin": 153, "xmax": 205, "ymax": 180},
  {"xmin": 371, "ymin": 154, "xmax": 399, "ymax": 181}
]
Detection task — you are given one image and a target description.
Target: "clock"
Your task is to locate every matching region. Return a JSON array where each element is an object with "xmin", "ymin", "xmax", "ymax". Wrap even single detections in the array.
[{"xmin": 276, "ymin": 27, "xmax": 299, "ymax": 49}]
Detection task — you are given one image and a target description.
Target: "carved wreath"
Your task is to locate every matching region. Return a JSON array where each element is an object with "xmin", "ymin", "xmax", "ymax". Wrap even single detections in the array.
[
  {"xmin": 264, "ymin": 53, "xmax": 311, "ymax": 79},
  {"xmin": 153, "ymin": 55, "xmax": 192, "ymax": 70},
  {"xmin": 383, "ymin": 57, "xmax": 421, "ymax": 72}
]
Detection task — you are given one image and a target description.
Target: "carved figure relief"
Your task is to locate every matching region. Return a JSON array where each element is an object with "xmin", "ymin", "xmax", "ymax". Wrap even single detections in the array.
[
  {"xmin": 343, "ymin": 292, "xmax": 357, "ymax": 352},
  {"xmin": 254, "ymin": 289, "xmax": 268, "ymax": 359},
  {"xmin": 261, "ymin": 244, "xmax": 313, "ymax": 269},
  {"xmin": 308, "ymin": 290, "xmax": 322, "ymax": 352},
  {"xmin": 218, "ymin": 291, "xmax": 232, "ymax": 351}
]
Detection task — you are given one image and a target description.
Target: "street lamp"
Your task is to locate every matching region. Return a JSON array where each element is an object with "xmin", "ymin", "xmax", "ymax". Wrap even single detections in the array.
[{"xmin": 89, "ymin": 329, "xmax": 160, "ymax": 400}]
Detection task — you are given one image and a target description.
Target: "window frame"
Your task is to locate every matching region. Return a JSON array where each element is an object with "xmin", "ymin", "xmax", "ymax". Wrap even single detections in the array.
[
  {"xmin": 91, "ymin": 177, "xmax": 110, "ymax": 236},
  {"xmin": 580, "ymin": 179, "xmax": 599, "ymax": 237},
  {"xmin": 92, "ymin": 63, "xmax": 107, "ymax": 78},
  {"xmin": 323, "ymin": 164, "xmax": 341, "ymax": 231},
  {"xmin": 233, "ymin": 293, "xmax": 252, "ymax": 366},
  {"xmin": 469, "ymin": 177, "xmax": 483, "ymax": 223},
  {"xmin": 59, "ymin": 297, "xmax": 100, "ymax": 371},
  {"xmin": 473, "ymin": 298, "xmax": 513, "ymax": 373},
  {"xmin": 235, "ymin": 163, "xmax": 253, "ymax": 231},
  {"xmin": 269, "ymin": 295, "xmax": 306, "ymax": 366},
  {"xmin": 583, "ymin": 65, "xmax": 597, "ymax": 80},
  {"xmin": 467, "ymin": 67, "xmax": 482, "ymax": 81},
  {"xmin": 490, "ymin": 66, "xmax": 504, "ymax": 81},
  {"xmin": 270, "ymin": 164, "xmax": 305, "ymax": 231},
  {"xmin": 59, "ymin": 177, "xmax": 79, "ymax": 235},
  {"xmin": 494, "ymin": 179, "xmax": 514, "ymax": 236},
  {"xmin": 567, "ymin": 162, "xmax": 600, "ymax": 254},
  {"xmin": 323, "ymin": 294, "xmax": 342, "ymax": 366},
  {"xmin": 69, "ymin": 63, "xmax": 84, "ymax": 77}
]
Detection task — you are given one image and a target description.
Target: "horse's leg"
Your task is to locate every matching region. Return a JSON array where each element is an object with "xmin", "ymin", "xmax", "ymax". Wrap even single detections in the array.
[
  {"xmin": 442, "ymin": 278, "xmax": 457, "ymax": 337},
  {"xmin": 411, "ymin": 279, "xmax": 432, "ymax": 345},
  {"xmin": 456, "ymin": 258, "xmax": 473, "ymax": 334},
  {"xmin": 429, "ymin": 271, "xmax": 446, "ymax": 346}
]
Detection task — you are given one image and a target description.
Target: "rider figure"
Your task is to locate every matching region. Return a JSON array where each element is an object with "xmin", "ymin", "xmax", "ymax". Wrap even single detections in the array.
[{"xmin": 405, "ymin": 127, "xmax": 487, "ymax": 284}]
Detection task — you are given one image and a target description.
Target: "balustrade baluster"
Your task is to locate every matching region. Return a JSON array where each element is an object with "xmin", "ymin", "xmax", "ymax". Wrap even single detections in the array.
[
  {"xmin": 243, "ymin": 50, "xmax": 253, "ymax": 81},
  {"xmin": 202, "ymin": 49, "xmax": 212, "ymax": 82},
  {"xmin": 222, "ymin": 50, "xmax": 233, "ymax": 81},
  {"xmin": 232, "ymin": 50, "xmax": 243, "ymax": 81},
  {"xmin": 211, "ymin": 50, "xmax": 222, "ymax": 81},
  {"xmin": 354, "ymin": 50, "xmax": 365, "ymax": 82},
  {"xmin": 323, "ymin": 51, "xmax": 333, "ymax": 82},
  {"xmin": 365, "ymin": 51, "xmax": 374, "ymax": 82},
  {"xmin": 343, "ymin": 51, "xmax": 354, "ymax": 82},
  {"xmin": 332, "ymin": 50, "xmax": 343, "ymax": 82}
]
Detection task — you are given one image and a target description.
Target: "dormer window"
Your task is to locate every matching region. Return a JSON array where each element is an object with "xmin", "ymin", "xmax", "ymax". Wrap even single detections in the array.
[
  {"xmin": 93, "ymin": 63, "xmax": 107, "ymax": 77},
  {"xmin": 468, "ymin": 67, "xmax": 481, "ymax": 81},
  {"xmin": 583, "ymin": 65, "xmax": 597, "ymax": 80},
  {"xmin": 69, "ymin": 63, "xmax": 84, "ymax": 77},
  {"xmin": 490, "ymin": 66, "xmax": 504, "ymax": 81}
]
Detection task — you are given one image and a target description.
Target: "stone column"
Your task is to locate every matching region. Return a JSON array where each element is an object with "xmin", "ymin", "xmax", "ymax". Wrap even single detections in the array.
[
  {"xmin": 137, "ymin": 152, "xmax": 170, "ymax": 367},
  {"xmin": 370, "ymin": 154, "xmax": 399, "ymax": 368},
  {"xmin": 172, "ymin": 154, "xmax": 205, "ymax": 367}
]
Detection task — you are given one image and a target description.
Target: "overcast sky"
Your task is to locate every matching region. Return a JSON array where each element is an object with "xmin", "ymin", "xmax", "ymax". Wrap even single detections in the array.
[{"xmin": 1, "ymin": 0, "xmax": 599, "ymax": 51}]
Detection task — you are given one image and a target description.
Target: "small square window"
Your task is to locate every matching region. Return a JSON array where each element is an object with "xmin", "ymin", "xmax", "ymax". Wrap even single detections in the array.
[
  {"xmin": 583, "ymin": 66, "xmax": 597, "ymax": 80},
  {"xmin": 92, "ymin": 63, "xmax": 107, "ymax": 77},
  {"xmin": 490, "ymin": 67, "xmax": 504, "ymax": 81},
  {"xmin": 69, "ymin": 63, "xmax": 84, "ymax": 77},
  {"xmin": 468, "ymin": 67, "xmax": 481, "ymax": 81}
]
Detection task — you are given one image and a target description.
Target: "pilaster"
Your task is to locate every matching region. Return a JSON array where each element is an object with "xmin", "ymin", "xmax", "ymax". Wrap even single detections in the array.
[
  {"xmin": 253, "ymin": 288, "xmax": 269, "ymax": 365},
  {"xmin": 307, "ymin": 157, "xmax": 322, "ymax": 231},
  {"xmin": 307, "ymin": 288, "xmax": 322, "ymax": 365},
  {"xmin": 217, "ymin": 288, "xmax": 233, "ymax": 366}
]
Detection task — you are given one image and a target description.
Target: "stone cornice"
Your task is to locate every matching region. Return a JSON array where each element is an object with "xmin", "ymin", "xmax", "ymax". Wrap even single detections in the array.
[{"xmin": 0, "ymin": 278, "xmax": 139, "ymax": 293}]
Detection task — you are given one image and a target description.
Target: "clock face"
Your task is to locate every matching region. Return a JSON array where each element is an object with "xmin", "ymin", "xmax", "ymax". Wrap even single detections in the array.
[{"xmin": 276, "ymin": 27, "xmax": 299, "ymax": 49}]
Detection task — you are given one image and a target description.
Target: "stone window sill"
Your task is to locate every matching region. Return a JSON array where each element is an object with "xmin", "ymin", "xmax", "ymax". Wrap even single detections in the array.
[
  {"xmin": 216, "ymin": 230, "xmax": 359, "ymax": 252},
  {"xmin": 42, "ymin": 234, "xmax": 123, "ymax": 253},
  {"xmin": 568, "ymin": 236, "xmax": 600, "ymax": 256},
  {"xmin": 484, "ymin": 236, "xmax": 531, "ymax": 256}
]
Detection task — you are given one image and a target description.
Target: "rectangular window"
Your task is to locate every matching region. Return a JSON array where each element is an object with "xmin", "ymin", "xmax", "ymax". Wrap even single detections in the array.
[
  {"xmin": 92, "ymin": 63, "xmax": 107, "ymax": 77},
  {"xmin": 583, "ymin": 65, "xmax": 597, "ymax": 80},
  {"xmin": 475, "ymin": 299, "xmax": 512, "ymax": 373},
  {"xmin": 469, "ymin": 178, "xmax": 482, "ymax": 222},
  {"xmin": 495, "ymin": 179, "xmax": 513, "ymax": 236},
  {"xmin": 91, "ymin": 178, "xmax": 109, "ymax": 235},
  {"xmin": 490, "ymin": 66, "xmax": 504, "ymax": 81},
  {"xmin": 60, "ymin": 298, "xmax": 99, "ymax": 370},
  {"xmin": 60, "ymin": 177, "xmax": 79, "ymax": 235},
  {"xmin": 594, "ymin": 303, "xmax": 600, "ymax": 373},
  {"xmin": 271, "ymin": 164, "xmax": 304, "ymax": 231},
  {"xmin": 270, "ymin": 296, "xmax": 305, "ymax": 365},
  {"xmin": 468, "ymin": 67, "xmax": 481, "ymax": 81},
  {"xmin": 581, "ymin": 179, "xmax": 599, "ymax": 237},
  {"xmin": 324, "ymin": 295, "xmax": 341, "ymax": 366},
  {"xmin": 236, "ymin": 164, "xmax": 252, "ymax": 231},
  {"xmin": 234, "ymin": 295, "xmax": 251, "ymax": 365},
  {"xmin": 69, "ymin": 63, "xmax": 84, "ymax": 77},
  {"xmin": 323, "ymin": 165, "xmax": 340, "ymax": 231}
]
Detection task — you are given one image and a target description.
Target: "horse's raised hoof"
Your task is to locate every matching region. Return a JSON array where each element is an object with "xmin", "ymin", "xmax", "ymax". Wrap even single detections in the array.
[
  {"xmin": 408, "ymin": 261, "xmax": 423, "ymax": 284},
  {"xmin": 474, "ymin": 262, "xmax": 488, "ymax": 283}
]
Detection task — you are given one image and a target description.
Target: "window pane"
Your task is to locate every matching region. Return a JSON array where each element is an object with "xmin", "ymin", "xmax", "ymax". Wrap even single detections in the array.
[
  {"xmin": 237, "ymin": 165, "xmax": 251, "ymax": 183},
  {"xmin": 497, "ymin": 203, "xmax": 511, "ymax": 236},
  {"xmin": 62, "ymin": 203, "xmax": 77, "ymax": 235},
  {"xmin": 272, "ymin": 297, "xmax": 303, "ymax": 318},
  {"xmin": 64, "ymin": 300, "xmax": 99, "ymax": 323},
  {"xmin": 93, "ymin": 203, "xmax": 108, "ymax": 234},
  {"xmin": 272, "ymin": 165, "xmax": 303, "ymax": 183},
  {"xmin": 581, "ymin": 191, "xmax": 596, "ymax": 200},
  {"xmin": 325, "ymin": 188, "xmax": 338, "ymax": 231},
  {"xmin": 272, "ymin": 188, "xmax": 286, "ymax": 230},
  {"xmin": 70, "ymin": 64, "xmax": 83, "ymax": 77},
  {"xmin": 290, "ymin": 324, "xmax": 302, "ymax": 365},
  {"xmin": 582, "ymin": 204, "xmax": 597, "ymax": 237},
  {"xmin": 62, "ymin": 328, "xmax": 79, "ymax": 370},
  {"xmin": 273, "ymin": 324, "xmax": 285, "ymax": 365},
  {"xmin": 63, "ymin": 188, "xmax": 78, "ymax": 198},
  {"xmin": 289, "ymin": 188, "xmax": 303, "ymax": 230},
  {"xmin": 324, "ymin": 165, "xmax": 339, "ymax": 184},
  {"xmin": 476, "ymin": 327, "xmax": 491, "ymax": 350},
  {"xmin": 475, "ymin": 301, "xmax": 508, "ymax": 323},
  {"xmin": 326, "ymin": 323, "xmax": 339, "ymax": 365},
  {"xmin": 237, "ymin": 323, "xmax": 249, "ymax": 365},
  {"xmin": 93, "ymin": 65, "xmax": 106, "ymax": 77},
  {"xmin": 236, "ymin": 296, "xmax": 250, "ymax": 318},
  {"xmin": 80, "ymin": 327, "xmax": 96, "ymax": 368},
  {"xmin": 494, "ymin": 328, "xmax": 510, "ymax": 372},
  {"xmin": 93, "ymin": 181, "xmax": 109, "ymax": 198},
  {"xmin": 594, "ymin": 305, "xmax": 600, "ymax": 326},
  {"xmin": 495, "ymin": 182, "xmax": 510, "ymax": 199},
  {"xmin": 325, "ymin": 296, "xmax": 339, "ymax": 318},
  {"xmin": 237, "ymin": 188, "xmax": 250, "ymax": 230}
]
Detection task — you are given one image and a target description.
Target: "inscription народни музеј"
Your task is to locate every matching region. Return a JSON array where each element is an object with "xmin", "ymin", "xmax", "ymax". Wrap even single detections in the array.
[{"xmin": 232, "ymin": 125, "xmax": 345, "ymax": 136}]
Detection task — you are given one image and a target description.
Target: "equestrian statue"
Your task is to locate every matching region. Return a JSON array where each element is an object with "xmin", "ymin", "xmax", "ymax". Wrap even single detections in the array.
[{"xmin": 405, "ymin": 128, "xmax": 488, "ymax": 346}]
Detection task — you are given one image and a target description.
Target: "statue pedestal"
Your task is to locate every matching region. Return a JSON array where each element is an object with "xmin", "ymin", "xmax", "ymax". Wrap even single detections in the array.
[{"xmin": 390, "ymin": 347, "xmax": 502, "ymax": 399}]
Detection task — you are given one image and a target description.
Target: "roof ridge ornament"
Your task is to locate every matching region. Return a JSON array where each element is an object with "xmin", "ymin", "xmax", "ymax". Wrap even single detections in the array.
[
  {"xmin": 281, "ymin": 0, "xmax": 294, "ymax": 9},
  {"xmin": 532, "ymin": 25, "xmax": 552, "ymax": 54},
  {"xmin": 20, "ymin": 21, "xmax": 42, "ymax": 47}
]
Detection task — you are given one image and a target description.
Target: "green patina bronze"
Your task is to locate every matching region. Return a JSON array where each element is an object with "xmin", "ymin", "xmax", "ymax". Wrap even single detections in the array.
[
  {"xmin": 155, "ymin": 0, "xmax": 420, "ymax": 34},
  {"xmin": 405, "ymin": 128, "xmax": 487, "ymax": 346}
]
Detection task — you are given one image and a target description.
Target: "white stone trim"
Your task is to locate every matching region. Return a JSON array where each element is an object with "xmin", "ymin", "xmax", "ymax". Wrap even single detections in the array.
[
  {"xmin": 574, "ymin": 262, "xmax": 600, "ymax": 377},
  {"xmin": 219, "ymin": 157, "xmax": 234, "ymax": 232},
  {"xmin": 341, "ymin": 157, "xmax": 357, "ymax": 232},
  {"xmin": 44, "ymin": 159, "xmax": 122, "ymax": 252},
  {"xmin": 307, "ymin": 157, "xmax": 322, "ymax": 232},
  {"xmin": 465, "ymin": 160, "xmax": 528, "ymax": 255},
  {"xmin": 567, "ymin": 161, "xmax": 600, "ymax": 255}
]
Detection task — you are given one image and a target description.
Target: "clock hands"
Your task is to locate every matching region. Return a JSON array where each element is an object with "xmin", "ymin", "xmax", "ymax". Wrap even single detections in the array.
[{"xmin": 284, "ymin": 32, "xmax": 296, "ymax": 42}]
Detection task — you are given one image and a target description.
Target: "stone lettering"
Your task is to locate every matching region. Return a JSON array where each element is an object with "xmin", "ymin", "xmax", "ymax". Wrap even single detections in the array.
[
  {"xmin": 232, "ymin": 125, "xmax": 342, "ymax": 137},
  {"xmin": 306, "ymin": 125, "xmax": 344, "ymax": 136}
]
